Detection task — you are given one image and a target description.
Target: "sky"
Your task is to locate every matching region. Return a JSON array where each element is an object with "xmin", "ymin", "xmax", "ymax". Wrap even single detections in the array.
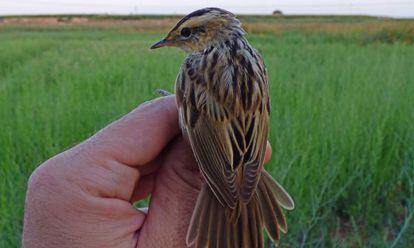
[{"xmin": 1, "ymin": 0, "xmax": 414, "ymax": 18}]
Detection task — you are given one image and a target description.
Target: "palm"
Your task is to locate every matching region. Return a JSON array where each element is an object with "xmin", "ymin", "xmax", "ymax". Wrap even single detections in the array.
[{"xmin": 136, "ymin": 137, "xmax": 201, "ymax": 247}]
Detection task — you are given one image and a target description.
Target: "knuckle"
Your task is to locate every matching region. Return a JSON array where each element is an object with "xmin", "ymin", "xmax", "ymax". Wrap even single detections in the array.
[
  {"xmin": 28, "ymin": 163, "xmax": 54, "ymax": 191},
  {"xmin": 27, "ymin": 156, "xmax": 65, "ymax": 197}
]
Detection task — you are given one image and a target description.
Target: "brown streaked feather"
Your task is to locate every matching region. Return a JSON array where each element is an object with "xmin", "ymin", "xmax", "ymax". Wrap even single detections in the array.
[
  {"xmin": 206, "ymin": 193, "xmax": 218, "ymax": 247},
  {"xmin": 177, "ymin": 40, "xmax": 270, "ymax": 209},
  {"xmin": 187, "ymin": 171, "xmax": 288, "ymax": 247},
  {"xmin": 188, "ymin": 115, "xmax": 238, "ymax": 208},
  {"xmin": 240, "ymin": 109, "xmax": 269, "ymax": 203},
  {"xmin": 247, "ymin": 201, "xmax": 259, "ymax": 247},
  {"xmin": 186, "ymin": 184, "xmax": 210, "ymax": 246},
  {"xmin": 253, "ymin": 194, "xmax": 265, "ymax": 248},
  {"xmin": 257, "ymin": 177, "xmax": 280, "ymax": 241},
  {"xmin": 226, "ymin": 215, "xmax": 235, "ymax": 247},
  {"xmin": 240, "ymin": 203, "xmax": 252, "ymax": 247},
  {"xmin": 216, "ymin": 207, "xmax": 227, "ymax": 248},
  {"xmin": 190, "ymin": 186, "xmax": 212, "ymax": 246},
  {"xmin": 262, "ymin": 170, "xmax": 295, "ymax": 211}
]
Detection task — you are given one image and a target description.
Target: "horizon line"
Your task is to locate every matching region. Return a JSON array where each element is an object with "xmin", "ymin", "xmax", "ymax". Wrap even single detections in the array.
[{"xmin": 2, "ymin": 12, "xmax": 413, "ymax": 19}]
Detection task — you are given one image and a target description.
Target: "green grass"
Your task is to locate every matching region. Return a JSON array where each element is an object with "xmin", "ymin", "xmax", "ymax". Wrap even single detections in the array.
[{"xmin": 0, "ymin": 24, "xmax": 413, "ymax": 247}]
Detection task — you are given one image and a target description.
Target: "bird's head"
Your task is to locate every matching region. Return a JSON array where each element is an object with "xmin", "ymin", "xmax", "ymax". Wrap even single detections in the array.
[{"xmin": 150, "ymin": 8, "xmax": 245, "ymax": 53}]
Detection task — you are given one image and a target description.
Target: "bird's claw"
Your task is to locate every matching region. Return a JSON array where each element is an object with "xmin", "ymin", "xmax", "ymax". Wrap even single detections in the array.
[{"xmin": 156, "ymin": 89, "xmax": 173, "ymax": 96}]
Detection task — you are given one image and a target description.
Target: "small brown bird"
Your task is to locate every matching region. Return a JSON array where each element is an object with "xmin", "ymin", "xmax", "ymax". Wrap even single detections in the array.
[{"xmin": 151, "ymin": 8, "xmax": 294, "ymax": 247}]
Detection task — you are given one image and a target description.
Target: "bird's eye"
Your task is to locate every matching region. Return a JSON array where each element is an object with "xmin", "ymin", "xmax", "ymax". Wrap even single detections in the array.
[{"xmin": 180, "ymin": 28, "xmax": 191, "ymax": 38}]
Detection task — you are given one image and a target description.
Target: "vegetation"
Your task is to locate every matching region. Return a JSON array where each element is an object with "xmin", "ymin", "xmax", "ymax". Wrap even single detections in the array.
[{"xmin": 0, "ymin": 17, "xmax": 413, "ymax": 247}]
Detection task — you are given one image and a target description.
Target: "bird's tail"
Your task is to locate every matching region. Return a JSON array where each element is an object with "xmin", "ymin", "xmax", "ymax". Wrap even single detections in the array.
[{"xmin": 186, "ymin": 170, "xmax": 294, "ymax": 247}]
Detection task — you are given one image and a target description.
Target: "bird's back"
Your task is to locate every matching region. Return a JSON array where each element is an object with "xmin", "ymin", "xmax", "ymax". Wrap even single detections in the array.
[{"xmin": 176, "ymin": 37, "xmax": 270, "ymax": 208}]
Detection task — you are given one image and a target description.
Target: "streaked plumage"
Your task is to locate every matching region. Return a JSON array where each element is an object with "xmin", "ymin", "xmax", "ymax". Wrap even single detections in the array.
[{"xmin": 151, "ymin": 7, "xmax": 294, "ymax": 247}]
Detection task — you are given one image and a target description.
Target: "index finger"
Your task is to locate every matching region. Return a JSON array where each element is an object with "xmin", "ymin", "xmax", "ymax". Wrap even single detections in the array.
[{"xmin": 79, "ymin": 95, "xmax": 179, "ymax": 166}]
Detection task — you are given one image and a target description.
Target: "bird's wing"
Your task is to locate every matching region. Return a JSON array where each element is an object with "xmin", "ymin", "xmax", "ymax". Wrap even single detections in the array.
[
  {"xmin": 176, "ymin": 48, "xmax": 269, "ymax": 208},
  {"xmin": 237, "ymin": 49, "xmax": 271, "ymax": 203}
]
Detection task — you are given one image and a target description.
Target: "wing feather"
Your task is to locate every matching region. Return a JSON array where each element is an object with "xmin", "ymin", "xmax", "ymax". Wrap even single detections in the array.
[
  {"xmin": 187, "ymin": 115, "xmax": 238, "ymax": 207},
  {"xmin": 176, "ymin": 44, "xmax": 270, "ymax": 208}
]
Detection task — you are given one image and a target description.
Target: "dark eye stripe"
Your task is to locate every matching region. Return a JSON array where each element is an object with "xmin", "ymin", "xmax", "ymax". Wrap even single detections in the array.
[{"xmin": 192, "ymin": 27, "xmax": 206, "ymax": 34}]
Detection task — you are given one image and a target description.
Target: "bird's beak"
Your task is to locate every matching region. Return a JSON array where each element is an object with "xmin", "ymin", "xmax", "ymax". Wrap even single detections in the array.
[{"xmin": 150, "ymin": 38, "xmax": 172, "ymax": 49}]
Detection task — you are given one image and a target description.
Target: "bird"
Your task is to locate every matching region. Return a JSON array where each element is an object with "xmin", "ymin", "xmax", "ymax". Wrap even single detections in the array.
[{"xmin": 151, "ymin": 7, "xmax": 294, "ymax": 247}]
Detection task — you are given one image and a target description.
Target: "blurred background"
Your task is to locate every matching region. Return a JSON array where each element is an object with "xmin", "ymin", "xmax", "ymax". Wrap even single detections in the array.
[
  {"xmin": 1, "ymin": 1, "xmax": 413, "ymax": 247},
  {"xmin": 2, "ymin": 0, "xmax": 414, "ymax": 17}
]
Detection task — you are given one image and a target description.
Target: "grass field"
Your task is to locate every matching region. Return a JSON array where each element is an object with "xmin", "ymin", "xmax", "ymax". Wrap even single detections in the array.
[{"xmin": 0, "ymin": 16, "xmax": 414, "ymax": 247}]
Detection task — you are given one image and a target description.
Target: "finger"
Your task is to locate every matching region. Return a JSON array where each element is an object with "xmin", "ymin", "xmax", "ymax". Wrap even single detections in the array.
[
  {"xmin": 139, "ymin": 156, "xmax": 163, "ymax": 176},
  {"xmin": 130, "ymin": 149, "xmax": 167, "ymax": 203},
  {"xmin": 75, "ymin": 95, "xmax": 179, "ymax": 166},
  {"xmin": 130, "ymin": 174, "xmax": 156, "ymax": 203},
  {"xmin": 67, "ymin": 158, "xmax": 141, "ymax": 201},
  {"xmin": 264, "ymin": 141, "xmax": 272, "ymax": 164},
  {"xmin": 103, "ymin": 148, "xmax": 162, "ymax": 202}
]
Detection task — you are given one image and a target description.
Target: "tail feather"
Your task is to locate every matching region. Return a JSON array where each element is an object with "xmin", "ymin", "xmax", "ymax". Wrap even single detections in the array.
[
  {"xmin": 248, "ymin": 195, "xmax": 263, "ymax": 247},
  {"xmin": 257, "ymin": 178, "xmax": 280, "ymax": 241},
  {"xmin": 274, "ymin": 203, "xmax": 287, "ymax": 234},
  {"xmin": 223, "ymin": 217, "xmax": 232, "ymax": 247},
  {"xmin": 186, "ymin": 170, "xmax": 294, "ymax": 247},
  {"xmin": 206, "ymin": 199, "xmax": 217, "ymax": 247},
  {"xmin": 262, "ymin": 170, "xmax": 295, "ymax": 210},
  {"xmin": 215, "ymin": 208, "xmax": 226, "ymax": 248},
  {"xmin": 240, "ymin": 204, "xmax": 254, "ymax": 247},
  {"xmin": 186, "ymin": 204, "xmax": 201, "ymax": 246},
  {"xmin": 198, "ymin": 189, "xmax": 215, "ymax": 247},
  {"xmin": 186, "ymin": 185, "xmax": 212, "ymax": 246},
  {"xmin": 253, "ymin": 198, "xmax": 265, "ymax": 248}
]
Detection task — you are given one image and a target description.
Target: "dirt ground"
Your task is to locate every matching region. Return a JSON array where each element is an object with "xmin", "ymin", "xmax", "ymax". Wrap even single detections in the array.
[
  {"xmin": 1, "ymin": 16, "xmax": 413, "ymax": 34},
  {"xmin": 0, "ymin": 16, "xmax": 180, "ymax": 31}
]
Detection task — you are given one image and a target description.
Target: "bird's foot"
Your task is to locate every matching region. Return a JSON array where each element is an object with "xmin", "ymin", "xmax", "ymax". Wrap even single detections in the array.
[{"xmin": 156, "ymin": 89, "xmax": 173, "ymax": 96}]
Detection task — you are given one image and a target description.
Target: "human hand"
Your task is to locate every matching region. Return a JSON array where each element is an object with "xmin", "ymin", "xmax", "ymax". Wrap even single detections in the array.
[{"xmin": 23, "ymin": 95, "xmax": 272, "ymax": 247}]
